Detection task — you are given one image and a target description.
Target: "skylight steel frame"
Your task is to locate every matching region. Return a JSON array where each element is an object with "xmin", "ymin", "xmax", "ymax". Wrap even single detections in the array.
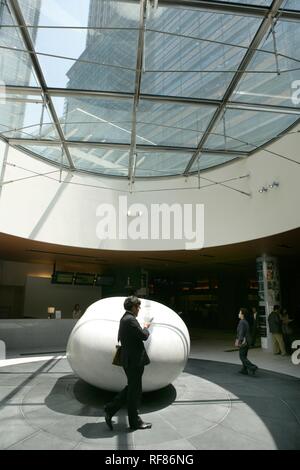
[
  {"xmin": 128, "ymin": 0, "xmax": 147, "ymax": 184},
  {"xmin": 8, "ymin": 137, "xmax": 248, "ymax": 156},
  {"xmin": 5, "ymin": 85, "xmax": 300, "ymax": 115},
  {"xmin": 2, "ymin": 0, "xmax": 300, "ymax": 179}
]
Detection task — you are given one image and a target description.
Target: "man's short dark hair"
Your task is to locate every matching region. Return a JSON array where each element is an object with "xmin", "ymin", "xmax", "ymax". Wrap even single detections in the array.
[
  {"xmin": 240, "ymin": 307, "xmax": 248, "ymax": 317},
  {"xmin": 124, "ymin": 296, "xmax": 141, "ymax": 311},
  {"xmin": 274, "ymin": 305, "xmax": 280, "ymax": 311}
]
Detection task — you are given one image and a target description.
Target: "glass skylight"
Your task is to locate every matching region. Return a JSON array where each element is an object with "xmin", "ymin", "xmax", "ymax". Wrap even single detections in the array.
[{"xmin": 0, "ymin": 0, "xmax": 299, "ymax": 178}]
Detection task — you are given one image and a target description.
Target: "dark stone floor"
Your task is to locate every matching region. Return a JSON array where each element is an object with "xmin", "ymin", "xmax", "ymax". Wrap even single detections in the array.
[{"xmin": 0, "ymin": 357, "xmax": 299, "ymax": 449}]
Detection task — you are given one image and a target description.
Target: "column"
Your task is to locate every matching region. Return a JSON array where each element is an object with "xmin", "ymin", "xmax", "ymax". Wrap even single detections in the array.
[{"xmin": 256, "ymin": 255, "xmax": 281, "ymax": 350}]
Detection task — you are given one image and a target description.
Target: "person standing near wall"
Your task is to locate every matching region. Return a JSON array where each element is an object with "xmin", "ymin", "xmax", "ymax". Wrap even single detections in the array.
[
  {"xmin": 268, "ymin": 305, "xmax": 286, "ymax": 356},
  {"xmin": 72, "ymin": 304, "xmax": 82, "ymax": 320}
]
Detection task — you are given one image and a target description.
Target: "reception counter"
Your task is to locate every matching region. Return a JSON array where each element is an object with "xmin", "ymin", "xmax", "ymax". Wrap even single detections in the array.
[{"xmin": 0, "ymin": 319, "xmax": 77, "ymax": 354}]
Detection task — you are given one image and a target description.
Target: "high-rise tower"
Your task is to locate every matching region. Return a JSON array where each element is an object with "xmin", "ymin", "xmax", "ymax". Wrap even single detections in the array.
[
  {"xmin": 86, "ymin": 0, "xmax": 115, "ymax": 47},
  {"xmin": 0, "ymin": 0, "xmax": 41, "ymax": 138}
]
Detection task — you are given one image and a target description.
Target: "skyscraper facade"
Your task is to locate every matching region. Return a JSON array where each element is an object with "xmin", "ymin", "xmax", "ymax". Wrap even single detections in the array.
[
  {"xmin": 0, "ymin": 0, "xmax": 41, "ymax": 139},
  {"xmin": 86, "ymin": 0, "xmax": 115, "ymax": 48}
]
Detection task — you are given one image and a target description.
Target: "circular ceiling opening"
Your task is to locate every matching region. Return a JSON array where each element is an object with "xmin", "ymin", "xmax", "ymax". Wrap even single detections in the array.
[{"xmin": 1, "ymin": 0, "xmax": 300, "ymax": 178}]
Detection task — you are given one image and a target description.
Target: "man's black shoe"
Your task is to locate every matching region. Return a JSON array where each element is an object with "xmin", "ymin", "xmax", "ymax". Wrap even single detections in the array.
[
  {"xmin": 250, "ymin": 366, "xmax": 258, "ymax": 376},
  {"xmin": 239, "ymin": 369, "xmax": 248, "ymax": 375},
  {"xmin": 104, "ymin": 406, "xmax": 113, "ymax": 431},
  {"xmin": 130, "ymin": 422, "xmax": 152, "ymax": 430}
]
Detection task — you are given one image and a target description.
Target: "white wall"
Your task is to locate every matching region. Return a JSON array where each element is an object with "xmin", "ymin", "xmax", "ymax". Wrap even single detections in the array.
[
  {"xmin": 0, "ymin": 319, "xmax": 76, "ymax": 352},
  {"xmin": 0, "ymin": 260, "xmax": 52, "ymax": 286},
  {"xmin": 0, "ymin": 124, "xmax": 299, "ymax": 251},
  {"xmin": 23, "ymin": 276, "xmax": 102, "ymax": 319}
]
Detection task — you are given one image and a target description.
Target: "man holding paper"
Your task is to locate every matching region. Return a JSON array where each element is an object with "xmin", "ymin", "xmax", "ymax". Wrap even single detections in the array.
[{"xmin": 104, "ymin": 296, "xmax": 152, "ymax": 430}]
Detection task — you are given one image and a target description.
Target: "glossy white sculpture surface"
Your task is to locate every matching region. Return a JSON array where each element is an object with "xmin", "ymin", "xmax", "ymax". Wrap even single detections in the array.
[{"xmin": 67, "ymin": 297, "xmax": 190, "ymax": 392}]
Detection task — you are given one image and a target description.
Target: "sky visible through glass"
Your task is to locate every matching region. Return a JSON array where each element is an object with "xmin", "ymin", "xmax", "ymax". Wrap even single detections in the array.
[{"xmin": 0, "ymin": 0, "xmax": 300, "ymax": 178}]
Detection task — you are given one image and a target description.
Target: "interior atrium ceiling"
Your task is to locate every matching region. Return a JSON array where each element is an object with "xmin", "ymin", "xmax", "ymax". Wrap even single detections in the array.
[
  {"xmin": 0, "ymin": 0, "xmax": 300, "ymax": 179},
  {"xmin": 1, "ymin": 227, "xmax": 300, "ymax": 272}
]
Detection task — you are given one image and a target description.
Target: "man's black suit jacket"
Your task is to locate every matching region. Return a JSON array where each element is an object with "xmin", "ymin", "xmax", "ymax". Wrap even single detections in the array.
[{"xmin": 118, "ymin": 311, "xmax": 150, "ymax": 368}]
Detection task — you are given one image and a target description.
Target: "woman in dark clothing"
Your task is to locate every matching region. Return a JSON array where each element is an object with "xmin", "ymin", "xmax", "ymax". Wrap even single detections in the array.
[{"xmin": 235, "ymin": 308, "xmax": 258, "ymax": 375}]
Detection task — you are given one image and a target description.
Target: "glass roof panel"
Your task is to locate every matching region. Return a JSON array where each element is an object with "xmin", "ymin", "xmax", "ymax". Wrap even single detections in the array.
[
  {"xmin": 141, "ymin": 6, "xmax": 262, "ymax": 99},
  {"xmin": 206, "ymin": 109, "xmax": 299, "ymax": 152},
  {"xmin": 231, "ymin": 19, "xmax": 300, "ymax": 107},
  {"xmin": 0, "ymin": 94, "xmax": 58, "ymax": 140},
  {"xmin": 144, "ymin": 5, "xmax": 261, "ymax": 43},
  {"xmin": 0, "ymin": 2, "xmax": 37, "ymax": 88},
  {"xmin": 28, "ymin": 28, "xmax": 139, "ymax": 76},
  {"xmin": 31, "ymin": 57, "xmax": 135, "ymax": 93},
  {"xmin": 52, "ymin": 96, "xmax": 133, "ymax": 143},
  {"xmin": 18, "ymin": 0, "xmax": 140, "ymax": 28},
  {"xmin": 17, "ymin": 0, "xmax": 44, "ymax": 26},
  {"xmin": 0, "ymin": 25, "xmax": 25, "ymax": 49},
  {"xmin": 135, "ymin": 151, "xmax": 191, "ymax": 177},
  {"xmin": 18, "ymin": 144, "xmax": 68, "ymax": 166},
  {"xmin": 17, "ymin": 0, "xmax": 139, "ymax": 92},
  {"xmin": 0, "ymin": 49, "xmax": 38, "ymax": 87},
  {"xmin": 69, "ymin": 146, "xmax": 129, "ymax": 176},
  {"xmin": 283, "ymin": 1, "xmax": 300, "ymax": 10},
  {"xmin": 1, "ymin": 0, "xmax": 299, "ymax": 178},
  {"xmin": 190, "ymin": 153, "xmax": 239, "ymax": 172},
  {"xmin": 136, "ymin": 101, "xmax": 217, "ymax": 148},
  {"xmin": 0, "ymin": 0, "xmax": 38, "ymax": 86},
  {"xmin": 0, "ymin": 0, "xmax": 14, "ymax": 26}
]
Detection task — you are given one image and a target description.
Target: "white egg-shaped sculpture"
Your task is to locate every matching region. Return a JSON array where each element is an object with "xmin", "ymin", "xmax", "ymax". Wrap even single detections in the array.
[{"xmin": 67, "ymin": 297, "xmax": 190, "ymax": 392}]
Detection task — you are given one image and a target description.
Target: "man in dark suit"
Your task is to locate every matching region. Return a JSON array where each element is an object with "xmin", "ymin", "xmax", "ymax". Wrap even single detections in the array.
[
  {"xmin": 104, "ymin": 296, "xmax": 152, "ymax": 430},
  {"xmin": 236, "ymin": 307, "xmax": 258, "ymax": 376}
]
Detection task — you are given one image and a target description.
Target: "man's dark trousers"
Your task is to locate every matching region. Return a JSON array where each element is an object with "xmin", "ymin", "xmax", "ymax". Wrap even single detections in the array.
[
  {"xmin": 239, "ymin": 344, "xmax": 255, "ymax": 371},
  {"xmin": 106, "ymin": 364, "xmax": 144, "ymax": 428}
]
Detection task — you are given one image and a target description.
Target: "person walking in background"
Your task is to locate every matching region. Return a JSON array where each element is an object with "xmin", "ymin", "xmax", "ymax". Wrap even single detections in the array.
[
  {"xmin": 280, "ymin": 309, "xmax": 293, "ymax": 355},
  {"xmin": 72, "ymin": 304, "xmax": 82, "ymax": 320},
  {"xmin": 250, "ymin": 306, "xmax": 259, "ymax": 348},
  {"xmin": 268, "ymin": 305, "xmax": 286, "ymax": 356},
  {"xmin": 235, "ymin": 307, "xmax": 258, "ymax": 376},
  {"xmin": 104, "ymin": 296, "xmax": 152, "ymax": 431}
]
